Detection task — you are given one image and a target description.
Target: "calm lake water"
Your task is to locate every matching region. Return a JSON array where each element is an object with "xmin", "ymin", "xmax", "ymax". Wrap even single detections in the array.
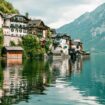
[{"xmin": 0, "ymin": 53, "xmax": 105, "ymax": 105}]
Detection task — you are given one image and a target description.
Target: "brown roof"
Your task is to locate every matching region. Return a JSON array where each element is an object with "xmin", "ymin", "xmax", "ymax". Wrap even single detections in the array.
[
  {"xmin": 28, "ymin": 19, "xmax": 49, "ymax": 29},
  {"xmin": 28, "ymin": 20, "xmax": 42, "ymax": 26},
  {"xmin": 4, "ymin": 46, "xmax": 23, "ymax": 51}
]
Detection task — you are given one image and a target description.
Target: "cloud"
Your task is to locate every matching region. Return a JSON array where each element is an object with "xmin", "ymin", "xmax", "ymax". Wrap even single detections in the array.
[{"xmin": 8, "ymin": 0, "xmax": 105, "ymax": 28}]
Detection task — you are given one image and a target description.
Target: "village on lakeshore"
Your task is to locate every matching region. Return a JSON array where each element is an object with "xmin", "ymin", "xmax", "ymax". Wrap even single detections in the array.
[{"xmin": 0, "ymin": 12, "xmax": 89, "ymax": 60}]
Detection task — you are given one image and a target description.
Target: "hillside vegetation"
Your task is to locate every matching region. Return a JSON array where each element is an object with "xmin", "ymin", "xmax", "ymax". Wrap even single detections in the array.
[{"xmin": 0, "ymin": 0, "xmax": 19, "ymax": 14}]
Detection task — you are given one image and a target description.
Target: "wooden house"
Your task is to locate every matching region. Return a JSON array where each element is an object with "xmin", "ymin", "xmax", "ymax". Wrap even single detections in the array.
[
  {"xmin": 28, "ymin": 19, "xmax": 49, "ymax": 38},
  {"xmin": 2, "ymin": 46, "xmax": 23, "ymax": 59}
]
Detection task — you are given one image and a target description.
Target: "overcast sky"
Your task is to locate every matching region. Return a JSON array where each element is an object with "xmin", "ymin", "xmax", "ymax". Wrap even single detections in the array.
[{"xmin": 8, "ymin": 0, "xmax": 105, "ymax": 28}]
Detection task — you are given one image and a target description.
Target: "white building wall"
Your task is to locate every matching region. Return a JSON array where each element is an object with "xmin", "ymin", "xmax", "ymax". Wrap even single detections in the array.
[
  {"xmin": 10, "ymin": 22, "xmax": 27, "ymax": 37},
  {"xmin": 4, "ymin": 36, "xmax": 21, "ymax": 46},
  {"xmin": 43, "ymin": 30, "xmax": 46, "ymax": 38},
  {"xmin": 4, "ymin": 19, "xmax": 10, "ymax": 27},
  {"xmin": 52, "ymin": 38, "xmax": 69, "ymax": 55},
  {"xmin": 0, "ymin": 15, "xmax": 3, "ymax": 28},
  {"xmin": 59, "ymin": 39, "xmax": 69, "ymax": 55},
  {"xmin": 3, "ymin": 19, "xmax": 28, "ymax": 46}
]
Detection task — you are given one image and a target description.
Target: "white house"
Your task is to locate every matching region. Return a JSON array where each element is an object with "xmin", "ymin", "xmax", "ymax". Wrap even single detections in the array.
[
  {"xmin": 3, "ymin": 14, "xmax": 29, "ymax": 46},
  {"xmin": 52, "ymin": 35, "xmax": 71, "ymax": 56}
]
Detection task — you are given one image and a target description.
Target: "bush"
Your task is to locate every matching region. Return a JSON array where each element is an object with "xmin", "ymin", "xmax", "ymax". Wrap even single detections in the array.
[
  {"xmin": 22, "ymin": 35, "xmax": 45, "ymax": 58},
  {"xmin": 10, "ymin": 40, "xmax": 16, "ymax": 46}
]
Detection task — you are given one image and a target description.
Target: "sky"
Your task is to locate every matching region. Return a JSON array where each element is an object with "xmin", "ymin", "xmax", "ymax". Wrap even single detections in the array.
[{"xmin": 8, "ymin": 0, "xmax": 105, "ymax": 28}]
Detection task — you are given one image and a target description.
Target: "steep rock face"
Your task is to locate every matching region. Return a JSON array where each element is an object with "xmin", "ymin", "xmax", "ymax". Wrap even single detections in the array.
[{"xmin": 57, "ymin": 3, "xmax": 105, "ymax": 51}]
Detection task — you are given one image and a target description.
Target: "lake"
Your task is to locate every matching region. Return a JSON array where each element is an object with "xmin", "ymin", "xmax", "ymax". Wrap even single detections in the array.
[{"xmin": 0, "ymin": 53, "xmax": 105, "ymax": 105}]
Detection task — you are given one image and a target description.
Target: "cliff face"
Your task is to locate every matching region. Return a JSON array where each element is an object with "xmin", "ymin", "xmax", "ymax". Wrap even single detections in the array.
[
  {"xmin": 0, "ymin": 0, "xmax": 19, "ymax": 14},
  {"xmin": 57, "ymin": 3, "xmax": 105, "ymax": 51}
]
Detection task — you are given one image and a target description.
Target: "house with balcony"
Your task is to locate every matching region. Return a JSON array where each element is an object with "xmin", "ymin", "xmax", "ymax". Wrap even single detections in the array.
[
  {"xmin": 3, "ymin": 14, "xmax": 30, "ymax": 46},
  {"xmin": 28, "ymin": 19, "xmax": 49, "ymax": 38},
  {"xmin": 0, "ymin": 12, "xmax": 51, "ymax": 47}
]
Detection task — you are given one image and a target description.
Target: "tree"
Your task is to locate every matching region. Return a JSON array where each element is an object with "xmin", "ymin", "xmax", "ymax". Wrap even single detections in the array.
[
  {"xmin": 10, "ymin": 40, "xmax": 16, "ymax": 46},
  {"xmin": 45, "ymin": 38, "xmax": 52, "ymax": 53},
  {"xmin": 22, "ymin": 34, "xmax": 45, "ymax": 58},
  {"xmin": 18, "ymin": 39, "xmax": 22, "ymax": 46},
  {"xmin": 0, "ymin": 0, "xmax": 19, "ymax": 14},
  {"xmin": 0, "ymin": 28, "xmax": 3, "ymax": 44},
  {"xmin": 25, "ymin": 12, "xmax": 29, "ymax": 18}
]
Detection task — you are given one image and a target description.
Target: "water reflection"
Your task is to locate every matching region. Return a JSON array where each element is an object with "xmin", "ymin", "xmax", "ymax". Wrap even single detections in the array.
[
  {"xmin": 0, "ymin": 54, "xmax": 105, "ymax": 105},
  {"xmin": 1, "ymin": 59, "xmax": 54, "ymax": 105},
  {"xmin": 1, "ymin": 59, "xmax": 27, "ymax": 105},
  {"xmin": 0, "ymin": 57, "xmax": 84, "ymax": 105}
]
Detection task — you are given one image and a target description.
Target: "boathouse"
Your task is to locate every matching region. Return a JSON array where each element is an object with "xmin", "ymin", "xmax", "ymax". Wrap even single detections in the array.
[{"xmin": 2, "ymin": 46, "xmax": 23, "ymax": 59}]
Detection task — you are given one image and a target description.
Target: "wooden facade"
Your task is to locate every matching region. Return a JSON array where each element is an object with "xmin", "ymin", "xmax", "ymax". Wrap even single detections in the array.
[
  {"xmin": 28, "ymin": 20, "xmax": 49, "ymax": 38},
  {"xmin": 2, "ymin": 47, "xmax": 23, "ymax": 59},
  {"xmin": 6, "ymin": 58, "xmax": 22, "ymax": 66},
  {"xmin": 6, "ymin": 51, "xmax": 22, "ymax": 59}
]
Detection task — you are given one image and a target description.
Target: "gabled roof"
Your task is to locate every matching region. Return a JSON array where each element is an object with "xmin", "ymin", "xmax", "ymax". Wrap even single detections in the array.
[
  {"xmin": 28, "ymin": 19, "xmax": 42, "ymax": 26},
  {"xmin": 4, "ymin": 14, "xmax": 29, "ymax": 21},
  {"xmin": 29, "ymin": 20, "xmax": 42, "ymax": 26},
  {"xmin": 4, "ymin": 46, "xmax": 23, "ymax": 51},
  {"xmin": 4, "ymin": 14, "xmax": 17, "ymax": 19},
  {"xmin": 28, "ymin": 19, "xmax": 49, "ymax": 29}
]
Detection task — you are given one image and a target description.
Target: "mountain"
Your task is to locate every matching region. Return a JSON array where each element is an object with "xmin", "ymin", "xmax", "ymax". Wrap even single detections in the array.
[
  {"xmin": 57, "ymin": 3, "xmax": 105, "ymax": 51},
  {"xmin": 0, "ymin": 0, "xmax": 19, "ymax": 14}
]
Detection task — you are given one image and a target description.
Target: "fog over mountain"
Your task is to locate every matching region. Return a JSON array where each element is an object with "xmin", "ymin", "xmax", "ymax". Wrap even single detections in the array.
[{"xmin": 57, "ymin": 3, "xmax": 105, "ymax": 51}]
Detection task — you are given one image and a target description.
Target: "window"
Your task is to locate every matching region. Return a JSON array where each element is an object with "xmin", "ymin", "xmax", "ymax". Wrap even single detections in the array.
[
  {"xmin": 16, "ymin": 28, "xmax": 18, "ymax": 32},
  {"xmin": 10, "ymin": 24, "xmax": 14, "ymax": 28},
  {"xmin": 19, "ymin": 25, "xmax": 22, "ymax": 28},
  {"xmin": 15, "ymin": 17, "xmax": 18, "ymax": 21},
  {"xmin": 23, "ymin": 25, "xmax": 25, "ymax": 29},
  {"xmin": 23, "ymin": 29, "xmax": 27, "ymax": 33},
  {"xmin": 19, "ymin": 29, "xmax": 22, "ymax": 33},
  {"xmin": 15, "ymin": 24, "xmax": 18, "ymax": 28},
  {"xmin": 11, "ymin": 28, "xmax": 14, "ymax": 32}
]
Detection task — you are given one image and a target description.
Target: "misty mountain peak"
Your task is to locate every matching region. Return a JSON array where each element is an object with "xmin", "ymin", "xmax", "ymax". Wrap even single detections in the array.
[{"xmin": 57, "ymin": 2, "xmax": 105, "ymax": 51}]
